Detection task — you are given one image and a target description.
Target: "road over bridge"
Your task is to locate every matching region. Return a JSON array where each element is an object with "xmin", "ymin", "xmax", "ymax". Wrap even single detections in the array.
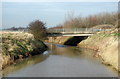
[{"xmin": 47, "ymin": 28, "xmax": 111, "ymax": 37}]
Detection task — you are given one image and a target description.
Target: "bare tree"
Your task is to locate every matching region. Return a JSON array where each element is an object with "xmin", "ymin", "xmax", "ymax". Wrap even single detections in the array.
[
  {"xmin": 28, "ymin": 20, "xmax": 47, "ymax": 40},
  {"xmin": 61, "ymin": 12, "xmax": 118, "ymax": 28}
]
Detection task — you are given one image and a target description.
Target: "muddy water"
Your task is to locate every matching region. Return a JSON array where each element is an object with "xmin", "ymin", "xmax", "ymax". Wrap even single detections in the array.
[{"xmin": 0, "ymin": 43, "xmax": 118, "ymax": 77}]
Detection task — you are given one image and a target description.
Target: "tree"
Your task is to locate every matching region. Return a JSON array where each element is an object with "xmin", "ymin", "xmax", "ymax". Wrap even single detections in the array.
[
  {"xmin": 28, "ymin": 20, "xmax": 47, "ymax": 40},
  {"xmin": 10, "ymin": 27, "xmax": 18, "ymax": 31}
]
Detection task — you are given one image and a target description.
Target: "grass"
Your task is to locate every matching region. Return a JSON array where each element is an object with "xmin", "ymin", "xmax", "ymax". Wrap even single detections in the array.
[
  {"xmin": 1, "ymin": 31, "xmax": 47, "ymax": 60},
  {"xmin": 111, "ymin": 33, "xmax": 120, "ymax": 36}
]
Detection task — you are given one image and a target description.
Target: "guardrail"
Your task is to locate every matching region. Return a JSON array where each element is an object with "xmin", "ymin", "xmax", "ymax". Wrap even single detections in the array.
[{"xmin": 47, "ymin": 28, "xmax": 111, "ymax": 34}]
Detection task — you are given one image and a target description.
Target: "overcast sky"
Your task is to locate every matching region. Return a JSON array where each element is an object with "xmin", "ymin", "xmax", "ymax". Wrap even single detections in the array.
[{"xmin": 1, "ymin": 2, "xmax": 118, "ymax": 29}]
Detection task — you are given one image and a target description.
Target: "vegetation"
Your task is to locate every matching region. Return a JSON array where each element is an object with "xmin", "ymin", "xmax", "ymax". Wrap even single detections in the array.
[
  {"xmin": 28, "ymin": 20, "xmax": 47, "ymax": 40},
  {"xmin": 1, "ymin": 32, "xmax": 47, "ymax": 60},
  {"xmin": 0, "ymin": 20, "xmax": 48, "ymax": 69},
  {"xmin": 50, "ymin": 12, "xmax": 118, "ymax": 29},
  {"xmin": 4, "ymin": 27, "xmax": 27, "ymax": 31},
  {"xmin": 78, "ymin": 30, "xmax": 119, "ymax": 71}
]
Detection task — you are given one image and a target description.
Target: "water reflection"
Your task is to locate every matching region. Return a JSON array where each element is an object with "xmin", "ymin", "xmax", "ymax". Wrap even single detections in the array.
[
  {"xmin": 1, "ymin": 54, "xmax": 49, "ymax": 77},
  {"xmin": 47, "ymin": 43, "xmax": 97, "ymax": 59},
  {"xmin": 0, "ymin": 43, "xmax": 117, "ymax": 77}
]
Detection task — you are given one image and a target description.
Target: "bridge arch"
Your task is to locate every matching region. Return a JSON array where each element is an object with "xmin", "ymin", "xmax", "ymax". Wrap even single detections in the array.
[{"xmin": 64, "ymin": 36, "xmax": 88, "ymax": 46}]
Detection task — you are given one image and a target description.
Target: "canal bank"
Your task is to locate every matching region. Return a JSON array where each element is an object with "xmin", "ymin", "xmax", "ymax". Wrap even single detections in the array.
[
  {"xmin": 46, "ymin": 29, "xmax": 119, "ymax": 72},
  {"xmin": 1, "ymin": 43, "xmax": 118, "ymax": 77},
  {"xmin": 0, "ymin": 32, "xmax": 48, "ymax": 70},
  {"xmin": 78, "ymin": 29, "xmax": 120, "ymax": 72}
]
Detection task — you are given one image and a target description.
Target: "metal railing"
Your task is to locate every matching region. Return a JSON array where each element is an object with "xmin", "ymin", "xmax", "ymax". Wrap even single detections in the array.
[{"xmin": 47, "ymin": 28, "xmax": 111, "ymax": 34}]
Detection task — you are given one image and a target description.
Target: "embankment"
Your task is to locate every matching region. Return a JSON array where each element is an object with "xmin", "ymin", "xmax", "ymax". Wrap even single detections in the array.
[
  {"xmin": 46, "ymin": 30, "xmax": 119, "ymax": 72},
  {"xmin": 0, "ymin": 32, "xmax": 48, "ymax": 70},
  {"xmin": 78, "ymin": 30, "xmax": 119, "ymax": 72}
]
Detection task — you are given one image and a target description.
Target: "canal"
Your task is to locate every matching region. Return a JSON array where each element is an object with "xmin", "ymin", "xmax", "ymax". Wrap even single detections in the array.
[{"xmin": 0, "ymin": 43, "xmax": 118, "ymax": 77}]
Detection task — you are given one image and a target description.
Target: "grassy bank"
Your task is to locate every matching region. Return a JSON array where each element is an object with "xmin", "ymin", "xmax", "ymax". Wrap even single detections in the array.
[
  {"xmin": 0, "ymin": 31, "xmax": 47, "ymax": 70},
  {"xmin": 78, "ymin": 29, "xmax": 119, "ymax": 72},
  {"xmin": 46, "ymin": 29, "xmax": 119, "ymax": 72}
]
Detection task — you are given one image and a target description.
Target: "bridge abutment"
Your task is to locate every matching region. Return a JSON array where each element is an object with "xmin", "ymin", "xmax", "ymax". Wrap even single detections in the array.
[
  {"xmin": 64, "ymin": 36, "xmax": 88, "ymax": 46},
  {"xmin": 45, "ymin": 36, "xmax": 88, "ymax": 46}
]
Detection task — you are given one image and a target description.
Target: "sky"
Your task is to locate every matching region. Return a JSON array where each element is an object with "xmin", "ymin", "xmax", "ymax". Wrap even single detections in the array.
[
  {"xmin": 1, "ymin": 0, "xmax": 119, "ymax": 2},
  {"xmin": 1, "ymin": 2, "xmax": 118, "ymax": 29}
]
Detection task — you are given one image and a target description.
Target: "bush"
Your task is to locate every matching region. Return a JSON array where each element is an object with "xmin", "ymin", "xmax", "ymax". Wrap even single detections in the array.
[{"xmin": 28, "ymin": 20, "xmax": 47, "ymax": 40}]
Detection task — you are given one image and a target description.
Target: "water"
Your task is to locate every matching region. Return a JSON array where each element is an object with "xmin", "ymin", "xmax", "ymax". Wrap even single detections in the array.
[{"xmin": 0, "ymin": 43, "xmax": 118, "ymax": 77}]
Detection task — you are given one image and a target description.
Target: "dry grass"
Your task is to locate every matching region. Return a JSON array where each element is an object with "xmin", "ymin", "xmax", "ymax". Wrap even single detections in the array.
[
  {"xmin": 78, "ymin": 31, "xmax": 119, "ymax": 71},
  {"xmin": 0, "ymin": 31, "xmax": 47, "ymax": 70}
]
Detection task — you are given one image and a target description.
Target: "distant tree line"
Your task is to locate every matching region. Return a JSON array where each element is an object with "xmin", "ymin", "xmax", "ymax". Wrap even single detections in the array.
[
  {"xmin": 50, "ymin": 12, "xmax": 118, "ymax": 29},
  {"xmin": 5, "ymin": 27, "xmax": 27, "ymax": 31}
]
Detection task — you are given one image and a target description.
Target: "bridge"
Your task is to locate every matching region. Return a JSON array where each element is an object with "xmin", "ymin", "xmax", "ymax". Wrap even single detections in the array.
[{"xmin": 47, "ymin": 28, "xmax": 111, "ymax": 36}]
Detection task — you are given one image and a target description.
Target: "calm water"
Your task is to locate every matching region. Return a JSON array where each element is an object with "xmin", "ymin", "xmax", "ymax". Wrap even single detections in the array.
[{"xmin": 0, "ymin": 43, "xmax": 118, "ymax": 77}]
